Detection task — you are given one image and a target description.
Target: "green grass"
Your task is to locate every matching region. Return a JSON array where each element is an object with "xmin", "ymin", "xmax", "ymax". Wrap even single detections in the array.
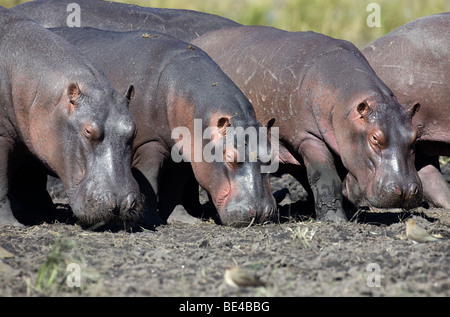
[
  {"xmin": 440, "ymin": 157, "xmax": 450, "ymax": 165},
  {"xmin": 3, "ymin": 0, "xmax": 449, "ymax": 47},
  {"xmin": 35, "ymin": 236, "xmax": 74, "ymax": 294}
]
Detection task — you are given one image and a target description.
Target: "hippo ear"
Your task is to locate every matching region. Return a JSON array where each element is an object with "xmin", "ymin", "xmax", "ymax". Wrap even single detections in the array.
[
  {"xmin": 357, "ymin": 100, "xmax": 372, "ymax": 119},
  {"xmin": 124, "ymin": 85, "xmax": 135, "ymax": 103},
  {"xmin": 408, "ymin": 102, "xmax": 421, "ymax": 118},
  {"xmin": 217, "ymin": 117, "xmax": 231, "ymax": 137},
  {"xmin": 67, "ymin": 82, "xmax": 81, "ymax": 105}
]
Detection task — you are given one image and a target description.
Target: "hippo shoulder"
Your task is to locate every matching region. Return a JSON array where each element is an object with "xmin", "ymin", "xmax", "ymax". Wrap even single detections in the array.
[{"xmin": 0, "ymin": 7, "xmax": 36, "ymax": 30}]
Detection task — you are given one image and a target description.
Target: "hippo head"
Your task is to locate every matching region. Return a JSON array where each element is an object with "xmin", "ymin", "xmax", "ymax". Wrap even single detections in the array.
[
  {"xmin": 338, "ymin": 95, "xmax": 422, "ymax": 209},
  {"xmin": 186, "ymin": 117, "xmax": 277, "ymax": 227},
  {"xmin": 48, "ymin": 83, "xmax": 144, "ymax": 223}
]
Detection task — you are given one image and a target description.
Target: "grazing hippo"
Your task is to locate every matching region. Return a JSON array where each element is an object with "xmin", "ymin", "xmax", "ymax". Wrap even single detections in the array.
[
  {"xmin": 363, "ymin": 12, "xmax": 450, "ymax": 209},
  {"xmin": 0, "ymin": 8, "xmax": 143, "ymax": 226},
  {"xmin": 15, "ymin": 1, "xmax": 423, "ymax": 220},
  {"xmin": 12, "ymin": 0, "xmax": 241, "ymax": 42},
  {"xmin": 191, "ymin": 26, "xmax": 423, "ymax": 221},
  {"xmin": 51, "ymin": 27, "xmax": 276, "ymax": 227}
]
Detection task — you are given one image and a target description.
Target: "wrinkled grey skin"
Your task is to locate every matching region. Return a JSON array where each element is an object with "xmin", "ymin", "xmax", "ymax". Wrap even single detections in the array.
[
  {"xmin": 363, "ymin": 12, "xmax": 450, "ymax": 209},
  {"xmin": 51, "ymin": 27, "xmax": 276, "ymax": 227},
  {"xmin": 0, "ymin": 8, "xmax": 143, "ymax": 226},
  {"xmin": 12, "ymin": 0, "xmax": 241, "ymax": 42}
]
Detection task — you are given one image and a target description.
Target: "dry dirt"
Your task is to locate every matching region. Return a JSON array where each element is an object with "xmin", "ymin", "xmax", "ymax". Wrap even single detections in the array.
[{"xmin": 0, "ymin": 170, "xmax": 449, "ymax": 297}]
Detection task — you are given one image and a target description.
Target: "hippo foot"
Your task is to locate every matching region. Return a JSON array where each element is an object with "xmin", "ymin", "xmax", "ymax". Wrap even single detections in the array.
[
  {"xmin": 167, "ymin": 205, "xmax": 202, "ymax": 225},
  {"xmin": 316, "ymin": 209, "xmax": 348, "ymax": 223}
]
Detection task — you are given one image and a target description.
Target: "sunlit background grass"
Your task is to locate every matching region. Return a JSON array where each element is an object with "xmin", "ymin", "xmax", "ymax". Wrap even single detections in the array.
[{"xmin": 2, "ymin": 0, "xmax": 449, "ymax": 47}]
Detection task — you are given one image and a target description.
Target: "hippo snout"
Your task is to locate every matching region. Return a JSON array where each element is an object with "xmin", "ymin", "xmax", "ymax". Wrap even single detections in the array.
[
  {"xmin": 220, "ymin": 200, "xmax": 276, "ymax": 227},
  {"xmin": 387, "ymin": 183, "xmax": 420, "ymax": 198},
  {"xmin": 97, "ymin": 192, "xmax": 143, "ymax": 214},
  {"xmin": 381, "ymin": 182, "xmax": 422, "ymax": 208},
  {"xmin": 343, "ymin": 173, "xmax": 423, "ymax": 210},
  {"xmin": 73, "ymin": 189, "xmax": 144, "ymax": 224},
  {"xmin": 107, "ymin": 192, "xmax": 144, "ymax": 221}
]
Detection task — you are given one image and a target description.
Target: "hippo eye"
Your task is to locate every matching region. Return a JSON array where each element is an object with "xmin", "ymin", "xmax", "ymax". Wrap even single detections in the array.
[
  {"xmin": 82, "ymin": 122, "xmax": 102, "ymax": 142},
  {"xmin": 84, "ymin": 127, "xmax": 92, "ymax": 138},
  {"xmin": 370, "ymin": 130, "xmax": 386, "ymax": 149},
  {"xmin": 371, "ymin": 134, "xmax": 379, "ymax": 145}
]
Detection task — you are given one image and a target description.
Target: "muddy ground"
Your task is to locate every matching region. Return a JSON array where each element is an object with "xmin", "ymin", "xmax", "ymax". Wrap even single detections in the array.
[{"xmin": 0, "ymin": 167, "xmax": 449, "ymax": 297}]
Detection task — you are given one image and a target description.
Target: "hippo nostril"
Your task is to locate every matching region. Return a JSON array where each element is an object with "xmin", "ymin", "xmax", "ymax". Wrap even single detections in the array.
[
  {"xmin": 105, "ymin": 193, "xmax": 117, "ymax": 209},
  {"xmin": 393, "ymin": 185, "xmax": 402, "ymax": 196},
  {"xmin": 121, "ymin": 193, "xmax": 144, "ymax": 213},
  {"xmin": 409, "ymin": 183, "xmax": 420, "ymax": 196},
  {"xmin": 120, "ymin": 193, "xmax": 135, "ymax": 212}
]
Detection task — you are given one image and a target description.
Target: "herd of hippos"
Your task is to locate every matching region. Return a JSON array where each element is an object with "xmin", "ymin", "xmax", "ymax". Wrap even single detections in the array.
[{"xmin": 0, "ymin": 0, "xmax": 449, "ymax": 228}]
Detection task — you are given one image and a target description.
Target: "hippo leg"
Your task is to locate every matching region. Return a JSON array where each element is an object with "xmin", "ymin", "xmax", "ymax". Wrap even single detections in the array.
[
  {"xmin": 300, "ymin": 140, "xmax": 348, "ymax": 222},
  {"xmin": 9, "ymin": 160, "xmax": 57, "ymax": 225},
  {"xmin": 181, "ymin": 175, "xmax": 217, "ymax": 219},
  {"xmin": 416, "ymin": 154, "xmax": 450, "ymax": 208},
  {"xmin": 132, "ymin": 142, "xmax": 168, "ymax": 227},
  {"xmin": 0, "ymin": 138, "xmax": 21, "ymax": 226},
  {"xmin": 181, "ymin": 175, "xmax": 203, "ymax": 217},
  {"xmin": 159, "ymin": 162, "xmax": 202, "ymax": 224}
]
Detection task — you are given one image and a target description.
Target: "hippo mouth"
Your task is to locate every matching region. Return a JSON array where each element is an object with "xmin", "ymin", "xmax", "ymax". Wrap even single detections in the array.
[
  {"xmin": 216, "ymin": 192, "xmax": 276, "ymax": 227},
  {"xmin": 212, "ymin": 185, "xmax": 265, "ymax": 226},
  {"xmin": 220, "ymin": 203, "xmax": 275, "ymax": 227},
  {"xmin": 207, "ymin": 175, "xmax": 276, "ymax": 226},
  {"xmin": 214, "ymin": 191, "xmax": 229, "ymax": 213},
  {"xmin": 343, "ymin": 173, "xmax": 422, "ymax": 210},
  {"xmin": 210, "ymin": 179, "xmax": 231, "ymax": 214},
  {"xmin": 66, "ymin": 180, "xmax": 145, "ymax": 225}
]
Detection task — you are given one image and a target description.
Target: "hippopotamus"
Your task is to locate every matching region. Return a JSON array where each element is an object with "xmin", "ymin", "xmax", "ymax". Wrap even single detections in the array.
[
  {"xmin": 14, "ymin": 1, "xmax": 423, "ymax": 221},
  {"xmin": 191, "ymin": 26, "xmax": 423, "ymax": 220},
  {"xmin": 12, "ymin": 0, "xmax": 241, "ymax": 42},
  {"xmin": 0, "ymin": 8, "xmax": 143, "ymax": 226},
  {"xmin": 363, "ymin": 12, "xmax": 450, "ymax": 209},
  {"xmin": 50, "ymin": 27, "xmax": 276, "ymax": 227}
]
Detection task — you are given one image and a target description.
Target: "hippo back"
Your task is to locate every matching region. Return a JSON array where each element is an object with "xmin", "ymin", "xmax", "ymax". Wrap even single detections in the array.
[
  {"xmin": 363, "ymin": 12, "xmax": 450, "ymax": 154},
  {"xmin": 13, "ymin": 0, "xmax": 241, "ymax": 42}
]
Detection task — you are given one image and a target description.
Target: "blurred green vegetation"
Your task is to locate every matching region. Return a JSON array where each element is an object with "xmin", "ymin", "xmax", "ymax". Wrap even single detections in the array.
[{"xmin": 2, "ymin": 0, "xmax": 449, "ymax": 47}]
